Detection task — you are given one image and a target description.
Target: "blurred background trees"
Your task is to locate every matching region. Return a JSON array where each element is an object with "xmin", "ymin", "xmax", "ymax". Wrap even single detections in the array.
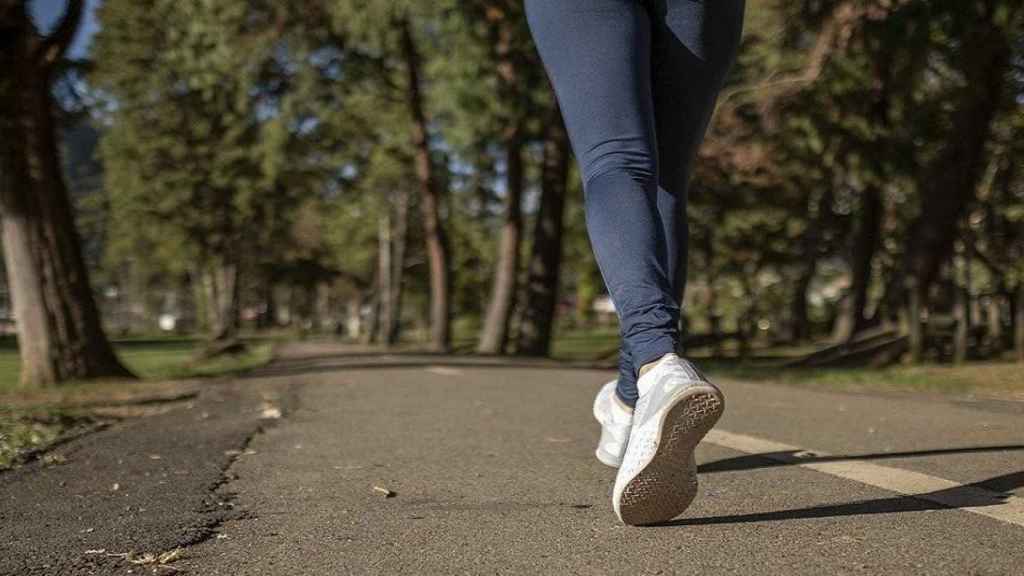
[{"xmin": 0, "ymin": 0, "xmax": 1021, "ymax": 388}]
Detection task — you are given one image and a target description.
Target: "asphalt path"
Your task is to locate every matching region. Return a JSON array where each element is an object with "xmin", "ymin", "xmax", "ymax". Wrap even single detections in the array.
[{"xmin": 3, "ymin": 344, "xmax": 1022, "ymax": 575}]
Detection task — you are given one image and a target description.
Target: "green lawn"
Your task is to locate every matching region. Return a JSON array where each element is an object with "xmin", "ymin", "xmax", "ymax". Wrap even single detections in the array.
[{"xmin": 0, "ymin": 336, "xmax": 274, "ymax": 394}]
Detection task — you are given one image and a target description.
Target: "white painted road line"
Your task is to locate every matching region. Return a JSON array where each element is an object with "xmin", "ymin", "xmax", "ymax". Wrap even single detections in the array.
[
  {"xmin": 706, "ymin": 429, "xmax": 1024, "ymax": 528},
  {"xmin": 425, "ymin": 366, "xmax": 464, "ymax": 376}
]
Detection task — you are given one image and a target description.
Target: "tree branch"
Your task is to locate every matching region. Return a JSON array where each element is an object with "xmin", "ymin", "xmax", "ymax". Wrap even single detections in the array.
[
  {"xmin": 717, "ymin": 1, "xmax": 861, "ymax": 111},
  {"xmin": 36, "ymin": 0, "xmax": 83, "ymax": 67}
]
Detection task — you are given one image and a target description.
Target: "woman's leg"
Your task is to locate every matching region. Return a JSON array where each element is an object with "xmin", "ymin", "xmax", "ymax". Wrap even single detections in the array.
[
  {"xmin": 649, "ymin": 0, "xmax": 746, "ymax": 305},
  {"xmin": 525, "ymin": 0, "xmax": 677, "ymax": 407}
]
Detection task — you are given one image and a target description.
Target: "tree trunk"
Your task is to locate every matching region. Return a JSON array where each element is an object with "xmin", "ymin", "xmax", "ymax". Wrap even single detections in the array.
[
  {"xmin": 906, "ymin": 277, "xmax": 923, "ymax": 364},
  {"xmin": 345, "ymin": 297, "xmax": 362, "ymax": 340},
  {"xmin": 1016, "ymin": 283, "xmax": 1024, "ymax": 363},
  {"xmin": 986, "ymin": 295, "xmax": 1002, "ymax": 351},
  {"xmin": 953, "ymin": 284, "xmax": 968, "ymax": 364},
  {"xmin": 221, "ymin": 265, "xmax": 240, "ymax": 338},
  {"xmin": 737, "ymin": 273, "xmax": 755, "ymax": 359},
  {"xmin": 0, "ymin": 1, "xmax": 133, "ymax": 387},
  {"xmin": 207, "ymin": 260, "xmax": 240, "ymax": 341},
  {"xmin": 313, "ymin": 281, "xmax": 331, "ymax": 333},
  {"xmin": 789, "ymin": 186, "xmax": 832, "ymax": 343},
  {"xmin": 892, "ymin": 13, "xmax": 1011, "ymax": 314},
  {"xmin": 789, "ymin": 266, "xmax": 814, "ymax": 343},
  {"xmin": 0, "ymin": 211, "xmax": 57, "ymax": 385},
  {"xmin": 517, "ymin": 113, "xmax": 570, "ymax": 356},
  {"xmin": 260, "ymin": 279, "xmax": 277, "ymax": 329},
  {"xmin": 201, "ymin": 267, "xmax": 218, "ymax": 333},
  {"xmin": 478, "ymin": 130, "xmax": 525, "ymax": 354},
  {"xmin": 398, "ymin": 17, "xmax": 451, "ymax": 352},
  {"xmin": 837, "ymin": 186, "xmax": 882, "ymax": 341},
  {"xmin": 386, "ymin": 189, "xmax": 409, "ymax": 346},
  {"xmin": 360, "ymin": 284, "xmax": 376, "ymax": 342},
  {"xmin": 377, "ymin": 212, "xmax": 393, "ymax": 345}
]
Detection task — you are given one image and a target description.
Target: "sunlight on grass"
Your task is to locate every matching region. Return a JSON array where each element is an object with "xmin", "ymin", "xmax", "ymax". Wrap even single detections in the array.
[
  {"xmin": 0, "ymin": 339, "xmax": 273, "ymax": 468},
  {"xmin": 0, "ymin": 410, "xmax": 98, "ymax": 469},
  {"xmin": 0, "ymin": 339, "xmax": 273, "ymax": 394},
  {"xmin": 546, "ymin": 329, "xmax": 1023, "ymax": 397},
  {"xmin": 549, "ymin": 327, "xmax": 619, "ymax": 361},
  {"xmin": 699, "ymin": 359, "xmax": 1023, "ymax": 397}
]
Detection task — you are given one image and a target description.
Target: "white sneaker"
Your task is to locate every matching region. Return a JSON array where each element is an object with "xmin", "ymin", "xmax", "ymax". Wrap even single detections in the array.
[
  {"xmin": 593, "ymin": 380, "xmax": 633, "ymax": 468},
  {"xmin": 612, "ymin": 353, "xmax": 724, "ymax": 525}
]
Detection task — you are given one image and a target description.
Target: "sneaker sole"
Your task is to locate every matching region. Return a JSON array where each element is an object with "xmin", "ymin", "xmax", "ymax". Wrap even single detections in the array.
[{"xmin": 617, "ymin": 387, "xmax": 724, "ymax": 525}]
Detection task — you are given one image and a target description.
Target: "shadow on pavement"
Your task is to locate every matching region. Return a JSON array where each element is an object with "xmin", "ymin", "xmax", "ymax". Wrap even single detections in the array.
[
  {"xmin": 659, "ymin": 443, "xmax": 1024, "ymax": 528},
  {"xmin": 698, "ymin": 445, "xmax": 1024, "ymax": 474},
  {"xmin": 659, "ymin": 471, "xmax": 1024, "ymax": 527},
  {"xmin": 242, "ymin": 354, "xmax": 618, "ymax": 380}
]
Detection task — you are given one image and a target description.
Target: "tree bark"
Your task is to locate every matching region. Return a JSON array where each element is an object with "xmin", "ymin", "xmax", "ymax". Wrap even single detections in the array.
[
  {"xmin": 476, "ymin": 2, "xmax": 531, "ymax": 354},
  {"xmin": 398, "ymin": 17, "xmax": 451, "ymax": 352},
  {"xmin": 385, "ymin": 188, "xmax": 409, "ymax": 346},
  {"xmin": 836, "ymin": 185, "xmax": 882, "ymax": 341},
  {"xmin": 986, "ymin": 296, "xmax": 1002, "ymax": 351},
  {"xmin": 313, "ymin": 281, "xmax": 331, "ymax": 333},
  {"xmin": 0, "ymin": 211, "xmax": 57, "ymax": 385},
  {"xmin": 362, "ymin": 286, "xmax": 380, "ymax": 345},
  {"xmin": 0, "ymin": 1, "xmax": 134, "ymax": 386},
  {"xmin": 789, "ymin": 266, "xmax": 815, "ymax": 343},
  {"xmin": 204, "ymin": 260, "xmax": 240, "ymax": 341},
  {"xmin": 906, "ymin": 277, "xmax": 923, "ymax": 364},
  {"xmin": 478, "ymin": 129, "xmax": 525, "ymax": 354},
  {"xmin": 892, "ymin": 12, "xmax": 1011, "ymax": 315},
  {"xmin": 790, "ymin": 187, "xmax": 833, "ymax": 343},
  {"xmin": 517, "ymin": 113, "xmax": 570, "ymax": 356},
  {"xmin": 953, "ymin": 284, "xmax": 968, "ymax": 364},
  {"xmin": 1016, "ymin": 283, "xmax": 1024, "ymax": 363},
  {"xmin": 377, "ymin": 212, "xmax": 393, "ymax": 345},
  {"xmin": 260, "ymin": 279, "xmax": 277, "ymax": 329}
]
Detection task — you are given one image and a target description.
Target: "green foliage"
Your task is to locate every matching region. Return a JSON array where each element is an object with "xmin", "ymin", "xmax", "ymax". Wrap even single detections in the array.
[
  {"xmin": 94, "ymin": 0, "xmax": 278, "ymax": 272},
  {"xmin": 67, "ymin": 0, "xmax": 1023, "ymax": 355}
]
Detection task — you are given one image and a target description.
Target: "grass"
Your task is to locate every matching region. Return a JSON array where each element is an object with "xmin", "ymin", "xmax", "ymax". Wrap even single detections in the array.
[
  {"xmin": 0, "ymin": 336, "xmax": 274, "ymax": 394},
  {"xmin": 545, "ymin": 328, "xmax": 1024, "ymax": 399},
  {"xmin": 0, "ymin": 409, "xmax": 100, "ymax": 469},
  {"xmin": 550, "ymin": 327, "xmax": 620, "ymax": 360},
  {"xmin": 700, "ymin": 359, "xmax": 1024, "ymax": 399},
  {"xmin": 0, "ymin": 336, "xmax": 274, "ymax": 469}
]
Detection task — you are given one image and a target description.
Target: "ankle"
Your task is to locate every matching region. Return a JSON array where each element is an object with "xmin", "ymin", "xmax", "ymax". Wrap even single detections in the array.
[
  {"xmin": 638, "ymin": 352, "xmax": 677, "ymax": 378},
  {"xmin": 638, "ymin": 360, "xmax": 658, "ymax": 378},
  {"xmin": 613, "ymin": 389, "xmax": 635, "ymax": 413}
]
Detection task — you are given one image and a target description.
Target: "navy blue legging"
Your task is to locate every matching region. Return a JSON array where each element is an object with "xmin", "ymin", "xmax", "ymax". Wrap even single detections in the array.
[{"xmin": 526, "ymin": 0, "xmax": 744, "ymax": 406}]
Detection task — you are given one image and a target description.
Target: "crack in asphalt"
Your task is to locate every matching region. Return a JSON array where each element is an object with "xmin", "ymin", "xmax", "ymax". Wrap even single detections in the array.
[
  {"xmin": 174, "ymin": 383, "xmax": 303, "ymax": 558},
  {"xmin": 0, "ymin": 381, "xmax": 297, "ymax": 576}
]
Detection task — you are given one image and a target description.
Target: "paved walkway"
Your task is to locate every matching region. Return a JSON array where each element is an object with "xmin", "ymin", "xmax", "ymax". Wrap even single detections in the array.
[{"xmin": 3, "ymin": 343, "xmax": 1023, "ymax": 575}]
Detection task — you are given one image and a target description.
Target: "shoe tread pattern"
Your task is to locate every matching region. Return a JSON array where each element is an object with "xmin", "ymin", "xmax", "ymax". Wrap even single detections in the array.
[{"xmin": 618, "ymin": 390, "xmax": 723, "ymax": 525}]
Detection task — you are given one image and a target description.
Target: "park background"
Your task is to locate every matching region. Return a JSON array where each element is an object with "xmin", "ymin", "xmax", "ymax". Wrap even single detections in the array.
[{"xmin": 1, "ymin": 0, "xmax": 1022, "ymax": 461}]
